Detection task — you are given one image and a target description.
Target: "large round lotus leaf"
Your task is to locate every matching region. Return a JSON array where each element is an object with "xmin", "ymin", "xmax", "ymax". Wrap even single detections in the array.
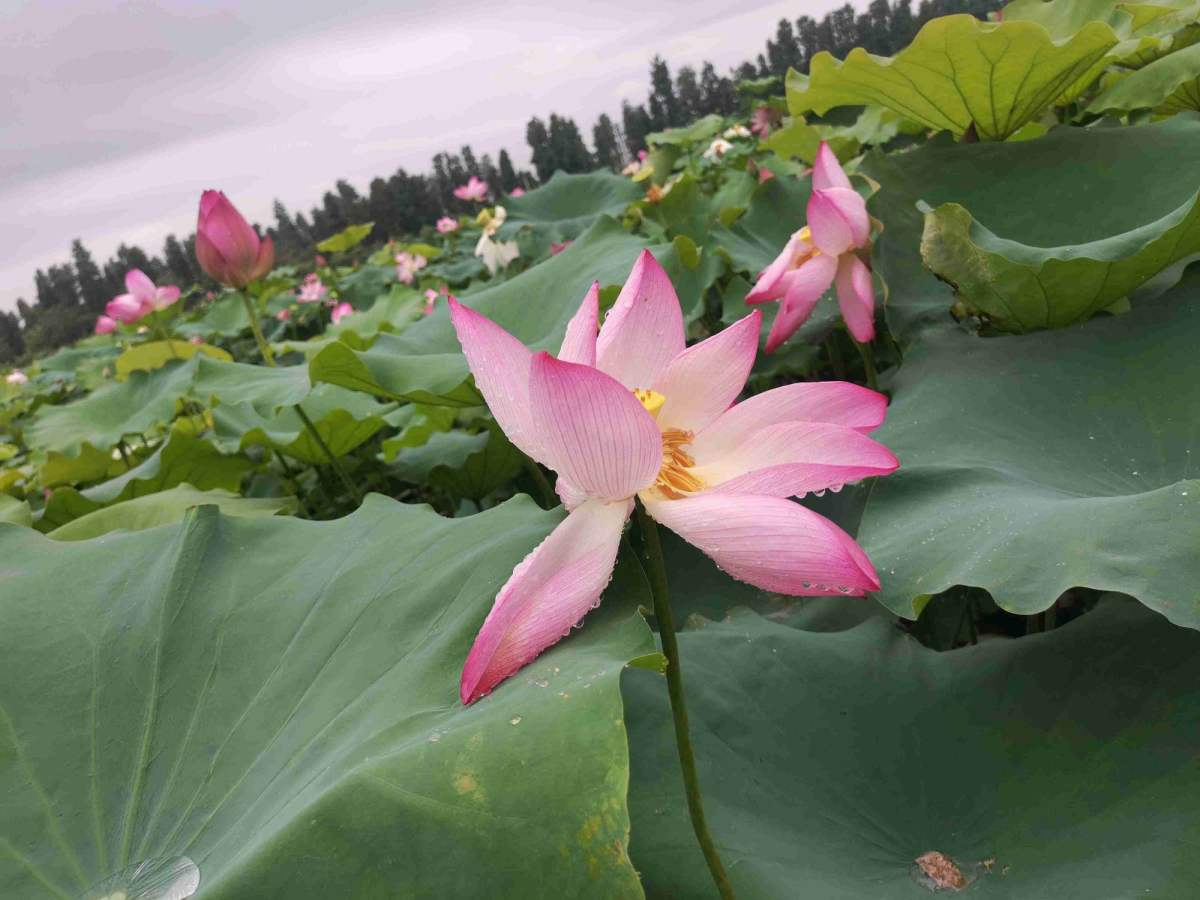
[
  {"xmin": 863, "ymin": 113, "xmax": 1200, "ymax": 341},
  {"xmin": 787, "ymin": 14, "xmax": 1117, "ymax": 140},
  {"xmin": 626, "ymin": 597, "xmax": 1200, "ymax": 898},
  {"xmin": 857, "ymin": 270, "xmax": 1200, "ymax": 628},
  {"xmin": 0, "ymin": 495, "xmax": 655, "ymax": 898},
  {"xmin": 499, "ymin": 171, "xmax": 643, "ymax": 242},
  {"xmin": 192, "ymin": 356, "xmax": 312, "ymax": 414}
]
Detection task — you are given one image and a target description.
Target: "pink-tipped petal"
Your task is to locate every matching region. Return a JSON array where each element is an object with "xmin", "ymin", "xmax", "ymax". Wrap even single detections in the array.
[
  {"xmin": 106, "ymin": 294, "xmax": 145, "ymax": 324},
  {"xmin": 694, "ymin": 420, "xmax": 898, "ymax": 497},
  {"xmin": 193, "ymin": 228, "xmax": 229, "ymax": 285},
  {"xmin": 448, "ymin": 297, "xmax": 543, "ymax": 462},
  {"xmin": 836, "ymin": 255, "xmax": 876, "ymax": 343},
  {"xmin": 125, "ymin": 269, "xmax": 156, "ymax": 304},
  {"xmin": 811, "ymin": 142, "xmax": 852, "ymax": 191},
  {"xmin": 558, "ymin": 282, "xmax": 599, "ymax": 366},
  {"xmin": 461, "ymin": 498, "xmax": 630, "ymax": 703},
  {"xmin": 529, "ymin": 352, "xmax": 661, "ymax": 502},
  {"xmin": 154, "ymin": 285, "xmax": 181, "ymax": 310},
  {"xmin": 691, "ymin": 382, "xmax": 889, "ymax": 461},
  {"xmin": 744, "ymin": 233, "xmax": 805, "ymax": 304},
  {"xmin": 643, "ymin": 493, "xmax": 880, "ymax": 595},
  {"xmin": 807, "ymin": 188, "xmax": 870, "ymax": 256},
  {"xmin": 595, "ymin": 250, "xmax": 685, "ymax": 390},
  {"xmin": 94, "ymin": 315, "xmax": 117, "ymax": 335},
  {"xmin": 654, "ymin": 310, "xmax": 760, "ymax": 433},
  {"xmin": 763, "ymin": 253, "xmax": 839, "ymax": 354},
  {"xmin": 251, "ymin": 235, "xmax": 275, "ymax": 281}
]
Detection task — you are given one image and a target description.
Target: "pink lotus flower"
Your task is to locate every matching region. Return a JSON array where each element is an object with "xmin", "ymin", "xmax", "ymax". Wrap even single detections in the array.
[
  {"xmin": 314, "ymin": 254, "xmax": 328, "ymax": 268},
  {"xmin": 423, "ymin": 284, "xmax": 452, "ymax": 316},
  {"xmin": 750, "ymin": 106, "xmax": 775, "ymax": 137},
  {"xmin": 195, "ymin": 190, "xmax": 275, "ymax": 288},
  {"xmin": 757, "ymin": 166, "xmax": 775, "ymax": 184},
  {"xmin": 276, "ymin": 308, "xmax": 292, "ymax": 322},
  {"xmin": 105, "ymin": 269, "xmax": 181, "ymax": 323},
  {"xmin": 449, "ymin": 250, "xmax": 897, "ymax": 702},
  {"xmin": 394, "ymin": 251, "xmax": 428, "ymax": 285},
  {"xmin": 550, "ymin": 241, "xmax": 572, "ymax": 256},
  {"xmin": 436, "ymin": 216, "xmax": 460, "ymax": 234},
  {"xmin": 508, "ymin": 187, "xmax": 526, "ymax": 197},
  {"xmin": 453, "ymin": 176, "xmax": 489, "ymax": 202},
  {"xmin": 638, "ymin": 149, "xmax": 648, "ymax": 161},
  {"xmin": 94, "ymin": 315, "xmax": 117, "ymax": 335},
  {"xmin": 746, "ymin": 142, "xmax": 876, "ymax": 351},
  {"xmin": 5, "ymin": 370, "xmax": 28, "ymax": 386},
  {"xmin": 296, "ymin": 273, "xmax": 327, "ymax": 303},
  {"xmin": 330, "ymin": 301, "xmax": 353, "ymax": 325}
]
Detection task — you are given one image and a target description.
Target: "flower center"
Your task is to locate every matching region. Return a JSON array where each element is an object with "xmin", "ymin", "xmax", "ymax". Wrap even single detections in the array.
[
  {"xmin": 634, "ymin": 388, "xmax": 665, "ymax": 417},
  {"xmin": 656, "ymin": 429, "xmax": 704, "ymax": 499}
]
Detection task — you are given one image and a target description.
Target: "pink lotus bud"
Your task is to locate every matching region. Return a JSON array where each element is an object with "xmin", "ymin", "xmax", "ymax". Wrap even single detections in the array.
[
  {"xmin": 195, "ymin": 190, "xmax": 275, "ymax": 288},
  {"xmin": 453, "ymin": 176, "xmax": 489, "ymax": 202},
  {"xmin": 94, "ymin": 315, "xmax": 117, "ymax": 335},
  {"xmin": 436, "ymin": 216, "xmax": 460, "ymax": 234},
  {"xmin": 314, "ymin": 254, "xmax": 327, "ymax": 268},
  {"xmin": 331, "ymin": 301, "xmax": 353, "ymax": 325}
]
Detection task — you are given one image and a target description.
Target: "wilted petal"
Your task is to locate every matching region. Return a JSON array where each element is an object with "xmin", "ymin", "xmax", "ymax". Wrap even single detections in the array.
[
  {"xmin": 596, "ymin": 250, "xmax": 685, "ymax": 391},
  {"xmin": 691, "ymin": 382, "xmax": 888, "ymax": 462},
  {"xmin": 461, "ymin": 498, "xmax": 630, "ymax": 703},
  {"xmin": 695, "ymin": 421, "xmax": 898, "ymax": 497},
  {"xmin": 745, "ymin": 233, "xmax": 805, "ymax": 304},
  {"xmin": 763, "ymin": 252, "xmax": 839, "ymax": 354},
  {"xmin": 643, "ymin": 493, "xmax": 880, "ymax": 595},
  {"xmin": 836, "ymin": 254, "xmax": 876, "ymax": 343},
  {"xmin": 447, "ymin": 298, "xmax": 542, "ymax": 462},
  {"xmin": 558, "ymin": 282, "xmax": 599, "ymax": 367},
  {"xmin": 811, "ymin": 142, "xmax": 852, "ymax": 191},
  {"xmin": 529, "ymin": 352, "xmax": 661, "ymax": 502},
  {"xmin": 654, "ymin": 310, "xmax": 760, "ymax": 433}
]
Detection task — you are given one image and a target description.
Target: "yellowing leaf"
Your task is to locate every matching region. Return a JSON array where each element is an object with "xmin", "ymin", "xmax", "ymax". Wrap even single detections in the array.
[{"xmin": 115, "ymin": 340, "xmax": 230, "ymax": 381}]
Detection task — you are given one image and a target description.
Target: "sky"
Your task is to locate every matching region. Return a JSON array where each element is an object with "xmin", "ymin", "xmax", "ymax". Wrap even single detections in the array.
[{"xmin": 0, "ymin": 0, "xmax": 848, "ymax": 311}]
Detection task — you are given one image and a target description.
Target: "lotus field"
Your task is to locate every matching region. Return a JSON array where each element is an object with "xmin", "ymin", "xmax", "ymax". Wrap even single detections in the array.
[{"xmin": 3, "ymin": 3, "xmax": 1200, "ymax": 898}]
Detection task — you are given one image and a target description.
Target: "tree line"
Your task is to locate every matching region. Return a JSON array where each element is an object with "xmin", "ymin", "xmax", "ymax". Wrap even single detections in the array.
[{"xmin": 1, "ymin": 0, "xmax": 992, "ymax": 364}]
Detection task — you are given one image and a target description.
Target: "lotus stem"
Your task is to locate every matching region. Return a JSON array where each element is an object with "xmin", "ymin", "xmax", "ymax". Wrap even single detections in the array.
[
  {"xmin": 635, "ymin": 499, "xmax": 737, "ymax": 900},
  {"xmin": 855, "ymin": 339, "xmax": 879, "ymax": 391}
]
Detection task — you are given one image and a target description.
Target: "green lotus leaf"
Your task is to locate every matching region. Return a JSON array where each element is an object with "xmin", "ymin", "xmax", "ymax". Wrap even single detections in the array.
[
  {"xmin": 274, "ymin": 286, "xmax": 424, "ymax": 356},
  {"xmin": 1005, "ymin": 0, "xmax": 1200, "ymax": 67},
  {"xmin": 115, "ymin": 341, "xmax": 231, "ymax": 381},
  {"xmin": 315, "ymin": 221, "xmax": 375, "ymax": 253},
  {"xmin": 192, "ymin": 356, "xmax": 313, "ymax": 414},
  {"xmin": 498, "ymin": 171, "xmax": 643, "ymax": 243},
  {"xmin": 1090, "ymin": 40, "xmax": 1200, "ymax": 112},
  {"xmin": 857, "ymin": 271, "xmax": 1200, "ymax": 628},
  {"xmin": 787, "ymin": 14, "xmax": 1118, "ymax": 140},
  {"xmin": 387, "ymin": 424, "xmax": 522, "ymax": 502},
  {"xmin": 627, "ymin": 596, "xmax": 1200, "ymax": 897},
  {"xmin": 0, "ymin": 495, "xmax": 653, "ymax": 897},
  {"xmin": 175, "ymin": 294, "xmax": 255, "ymax": 340},
  {"xmin": 0, "ymin": 492, "xmax": 31, "ymax": 527}
]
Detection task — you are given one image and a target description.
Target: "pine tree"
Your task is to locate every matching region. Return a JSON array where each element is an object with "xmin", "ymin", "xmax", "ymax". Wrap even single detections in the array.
[
  {"xmin": 162, "ymin": 234, "xmax": 196, "ymax": 286},
  {"xmin": 592, "ymin": 114, "xmax": 622, "ymax": 170},
  {"xmin": 891, "ymin": 0, "xmax": 916, "ymax": 48},
  {"xmin": 270, "ymin": 201, "xmax": 309, "ymax": 262},
  {"xmin": 70, "ymin": 240, "xmax": 108, "ymax": 312},
  {"xmin": 621, "ymin": 101, "xmax": 653, "ymax": 157},
  {"xmin": 766, "ymin": 19, "xmax": 802, "ymax": 76},
  {"xmin": 498, "ymin": 149, "xmax": 520, "ymax": 192},
  {"xmin": 548, "ymin": 114, "xmax": 593, "ymax": 173},
  {"xmin": 335, "ymin": 180, "xmax": 366, "ymax": 223},
  {"xmin": 796, "ymin": 16, "xmax": 820, "ymax": 68},
  {"xmin": 648, "ymin": 56, "xmax": 684, "ymax": 128},
  {"xmin": 461, "ymin": 145, "xmax": 481, "ymax": 178},
  {"xmin": 675, "ymin": 66, "xmax": 704, "ymax": 120},
  {"xmin": 479, "ymin": 154, "xmax": 502, "ymax": 197},
  {"xmin": 526, "ymin": 117, "xmax": 553, "ymax": 182},
  {"xmin": 700, "ymin": 62, "xmax": 737, "ymax": 114}
]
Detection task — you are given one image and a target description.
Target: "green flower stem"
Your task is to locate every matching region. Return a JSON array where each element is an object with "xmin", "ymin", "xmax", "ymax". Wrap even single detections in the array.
[
  {"xmin": 855, "ymin": 339, "xmax": 879, "ymax": 391},
  {"xmin": 635, "ymin": 499, "xmax": 737, "ymax": 900},
  {"xmin": 238, "ymin": 289, "xmax": 363, "ymax": 506},
  {"xmin": 825, "ymin": 334, "xmax": 846, "ymax": 380}
]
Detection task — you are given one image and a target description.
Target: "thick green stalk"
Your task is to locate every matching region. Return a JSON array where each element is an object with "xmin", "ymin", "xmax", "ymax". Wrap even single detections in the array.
[
  {"xmin": 855, "ymin": 339, "xmax": 879, "ymax": 392},
  {"xmin": 237, "ymin": 289, "xmax": 362, "ymax": 505},
  {"xmin": 635, "ymin": 500, "xmax": 737, "ymax": 900}
]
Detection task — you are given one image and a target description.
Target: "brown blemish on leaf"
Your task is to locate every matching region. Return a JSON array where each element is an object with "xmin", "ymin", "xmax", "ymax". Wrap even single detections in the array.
[
  {"xmin": 914, "ymin": 851, "xmax": 967, "ymax": 891},
  {"xmin": 454, "ymin": 773, "xmax": 479, "ymax": 796}
]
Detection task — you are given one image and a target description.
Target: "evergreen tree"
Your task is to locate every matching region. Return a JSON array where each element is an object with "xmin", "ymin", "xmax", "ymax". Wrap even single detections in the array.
[
  {"xmin": 70, "ymin": 240, "xmax": 108, "ymax": 312},
  {"xmin": 648, "ymin": 56, "xmax": 684, "ymax": 128},
  {"xmin": 548, "ymin": 114, "xmax": 592, "ymax": 173},
  {"xmin": 270, "ymin": 201, "xmax": 309, "ymax": 262},
  {"xmin": 0, "ymin": 309, "xmax": 24, "ymax": 363},
  {"xmin": 766, "ymin": 19, "xmax": 802, "ymax": 76},
  {"xmin": 675, "ymin": 66, "xmax": 704, "ymax": 120},
  {"xmin": 498, "ymin": 149, "xmax": 520, "ymax": 192},
  {"xmin": 796, "ymin": 15, "xmax": 820, "ymax": 68},
  {"xmin": 162, "ymin": 234, "xmax": 195, "ymax": 286},
  {"xmin": 335, "ymin": 179, "xmax": 366, "ymax": 223},
  {"xmin": 526, "ymin": 117, "xmax": 554, "ymax": 182},
  {"xmin": 320, "ymin": 191, "xmax": 348, "ymax": 236},
  {"xmin": 461, "ymin": 145, "xmax": 481, "ymax": 178},
  {"xmin": 891, "ymin": 0, "xmax": 916, "ymax": 48},
  {"xmin": 700, "ymin": 62, "xmax": 737, "ymax": 115},
  {"xmin": 368, "ymin": 177, "xmax": 398, "ymax": 239},
  {"xmin": 621, "ymin": 101, "xmax": 653, "ymax": 157},
  {"xmin": 592, "ymin": 114, "xmax": 622, "ymax": 170},
  {"xmin": 479, "ymin": 153, "xmax": 502, "ymax": 197}
]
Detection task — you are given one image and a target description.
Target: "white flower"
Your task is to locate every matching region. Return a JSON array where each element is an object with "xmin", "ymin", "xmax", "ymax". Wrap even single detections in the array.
[
  {"xmin": 724, "ymin": 124, "xmax": 752, "ymax": 139},
  {"xmin": 474, "ymin": 206, "xmax": 519, "ymax": 274},
  {"xmin": 5, "ymin": 370, "xmax": 28, "ymax": 386},
  {"xmin": 703, "ymin": 138, "xmax": 734, "ymax": 160}
]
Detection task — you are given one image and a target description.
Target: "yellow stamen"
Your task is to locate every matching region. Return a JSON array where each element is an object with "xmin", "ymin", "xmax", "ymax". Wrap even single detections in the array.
[
  {"xmin": 654, "ymin": 428, "xmax": 705, "ymax": 499},
  {"xmin": 634, "ymin": 388, "xmax": 665, "ymax": 417},
  {"xmin": 797, "ymin": 225, "xmax": 811, "ymax": 243}
]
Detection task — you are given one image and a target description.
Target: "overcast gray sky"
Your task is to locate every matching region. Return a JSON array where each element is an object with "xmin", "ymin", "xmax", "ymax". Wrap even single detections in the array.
[{"xmin": 0, "ymin": 0, "xmax": 847, "ymax": 310}]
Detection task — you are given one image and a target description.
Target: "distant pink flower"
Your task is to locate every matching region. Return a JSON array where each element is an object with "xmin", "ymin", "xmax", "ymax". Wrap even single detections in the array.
[
  {"xmin": 394, "ymin": 251, "xmax": 428, "ymax": 284},
  {"xmin": 94, "ymin": 315, "xmax": 117, "ymax": 335},
  {"xmin": 276, "ymin": 308, "xmax": 292, "ymax": 322},
  {"xmin": 449, "ymin": 250, "xmax": 897, "ymax": 702},
  {"xmin": 296, "ymin": 273, "xmax": 327, "ymax": 303},
  {"xmin": 189, "ymin": 335, "xmax": 204, "ymax": 344},
  {"xmin": 436, "ymin": 216, "xmax": 460, "ymax": 234},
  {"xmin": 195, "ymin": 190, "xmax": 274, "ymax": 288},
  {"xmin": 746, "ymin": 142, "xmax": 876, "ymax": 351},
  {"xmin": 508, "ymin": 187, "xmax": 526, "ymax": 197},
  {"xmin": 5, "ymin": 370, "xmax": 28, "ymax": 386},
  {"xmin": 105, "ymin": 269, "xmax": 181, "ymax": 323},
  {"xmin": 757, "ymin": 167, "xmax": 775, "ymax": 184},
  {"xmin": 331, "ymin": 301, "xmax": 353, "ymax": 324},
  {"xmin": 314, "ymin": 254, "xmax": 328, "ymax": 268},
  {"xmin": 750, "ymin": 106, "xmax": 775, "ymax": 137},
  {"xmin": 550, "ymin": 241, "xmax": 572, "ymax": 255},
  {"xmin": 453, "ymin": 176, "xmax": 489, "ymax": 202},
  {"xmin": 638, "ymin": 149, "xmax": 648, "ymax": 161}
]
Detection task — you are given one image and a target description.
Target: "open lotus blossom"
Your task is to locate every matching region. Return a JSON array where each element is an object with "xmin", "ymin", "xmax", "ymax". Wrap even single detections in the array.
[
  {"xmin": 703, "ymin": 138, "xmax": 734, "ymax": 160},
  {"xmin": 436, "ymin": 216, "xmax": 460, "ymax": 234},
  {"xmin": 94, "ymin": 315, "xmax": 117, "ymax": 335},
  {"xmin": 724, "ymin": 124, "xmax": 752, "ymax": 139},
  {"xmin": 105, "ymin": 269, "xmax": 181, "ymax": 323},
  {"xmin": 394, "ymin": 251, "xmax": 428, "ymax": 285},
  {"xmin": 330, "ymin": 301, "xmax": 353, "ymax": 325},
  {"xmin": 746, "ymin": 141, "xmax": 876, "ymax": 351},
  {"xmin": 195, "ymin": 190, "xmax": 275, "ymax": 288},
  {"xmin": 750, "ymin": 105, "xmax": 776, "ymax": 137},
  {"xmin": 474, "ymin": 206, "xmax": 520, "ymax": 275},
  {"xmin": 296, "ymin": 273, "xmax": 327, "ymax": 303},
  {"xmin": 5, "ymin": 370, "xmax": 28, "ymax": 386},
  {"xmin": 453, "ymin": 175, "xmax": 489, "ymax": 202},
  {"xmin": 449, "ymin": 250, "xmax": 897, "ymax": 702}
]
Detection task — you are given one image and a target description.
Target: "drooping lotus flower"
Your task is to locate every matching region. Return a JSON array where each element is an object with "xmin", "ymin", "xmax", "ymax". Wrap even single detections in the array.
[
  {"xmin": 746, "ymin": 142, "xmax": 876, "ymax": 351},
  {"xmin": 449, "ymin": 250, "xmax": 897, "ymax": 702},
  {"xmin": 436, "ymin": 216, "xmax": 460, "ymax": 234},
  {"xmin": 394, "ymin": 251, "xmax": 428, "ymax": 285},
  {"xmin": 330, "ymin": 301, "xmax": 353, "ymax": 325},
  {"xmin": 195, "ymin": 190, "xmax": 275, "ymax": 288},
  {"xmin": 296, "ymin": 273, "xmax": 327, "ymax": 303},
  {"xmin": 5, "ymin": 370, "xmax": 28, "ymax": 386},
  {"xmin": 105, "ymin": 269, "xmax": 181, "ymax": 323},
  {"xmin": 474, "ymin": 206, "xmax": 519, "ymax": 275},
  {"xmin": 94, "ymin": 315, "xmax": 117, "ymax": 335},
  {"xmin": 453, "ymin": 176, "xmax": 489, "ymax": 202}
]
